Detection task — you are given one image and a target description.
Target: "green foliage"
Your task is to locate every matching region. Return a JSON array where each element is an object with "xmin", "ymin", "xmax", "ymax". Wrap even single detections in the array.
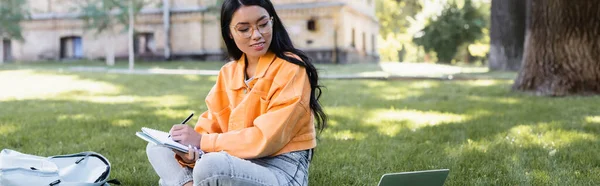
[
  {"xmin": 376, "ymin": 0, "xmax": 422, "ymax": 38},
  {"xmin": 77, "ymin": 0, "xmax": 146, "ymax": 34},
  {"xmin": 78, "ymin": 0, "xmax": 224, "ymax": 34},
  {"xmin": 413, "ymin": 0, "xmax": 486, "ymax": 63},
  {"xmin": 0, "ymin": 0, "xmax": 29, "ymax": 40},
  {"xmin": 376, "ymin": 0, "xmax": 424, "ymax": 62}
]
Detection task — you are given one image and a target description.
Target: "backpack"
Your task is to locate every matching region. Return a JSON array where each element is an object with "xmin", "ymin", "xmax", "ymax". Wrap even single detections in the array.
[{"xmin": 0, "ymin": 149, "xmax": 120, "ymax": 186}]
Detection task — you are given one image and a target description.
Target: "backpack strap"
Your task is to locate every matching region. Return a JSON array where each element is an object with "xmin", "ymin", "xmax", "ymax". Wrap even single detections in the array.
[
  {"xmin": 107, "ymin": 179, "xmax": 121, "ymax": 185},
  {"xmin": 49, "ymin": 151, "xmax": 115, "ymax": 185},
  {"xmin": 49, "ymin": 180, "xmax": 61, "ymax": 186}
]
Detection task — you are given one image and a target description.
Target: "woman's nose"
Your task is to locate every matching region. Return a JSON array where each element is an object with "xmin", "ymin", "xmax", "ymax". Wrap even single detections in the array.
[{"xmin": 251, "ymin": 28, "xmax": 263, "ymax": 40}]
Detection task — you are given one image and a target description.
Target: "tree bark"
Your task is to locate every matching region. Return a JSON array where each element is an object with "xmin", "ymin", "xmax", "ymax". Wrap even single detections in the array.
[
  {"xmin": 513, "ymin": 0, "xmax": 600, "ymax": 96},
  {"xmin": 128, "ymin": 0, "xmax": 135, "ymax": 70},
  {"xmin": 163, "ymin": 0, "xmax": 171, "ymax": 60},
  {"xmin": 488, "ymin": 0, "xmax": 526, "ymax": 71},
  {"xmin": 0, "ymin": 41, "xmax": 4, "ymax": 64},
  {"xmin": 106, "ymin": 36, "xmax": 115, "ymax": 66}
]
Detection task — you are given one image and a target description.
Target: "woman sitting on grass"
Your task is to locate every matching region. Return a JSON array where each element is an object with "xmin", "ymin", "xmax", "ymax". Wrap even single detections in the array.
[{"xmin": 145, "ymin": 0, "xmax": 327, "ymax": 185}]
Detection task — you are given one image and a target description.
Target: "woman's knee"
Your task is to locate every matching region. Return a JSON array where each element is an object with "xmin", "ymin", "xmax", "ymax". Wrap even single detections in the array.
[
  {"xmin": 146, "ymin": 143, "xmax": 173, "ymax": 160},
  {"xmin": 146, "ymin": 143, "xmax": 159, "ymax": 154},
  {"xmin": 193, "ymin": 152, "xmax": 231, "ymax": 181}
]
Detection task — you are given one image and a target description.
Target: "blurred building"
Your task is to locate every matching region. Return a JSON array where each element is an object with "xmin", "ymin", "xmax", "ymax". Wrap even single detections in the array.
[{"xmin": 1, "ymin": 0, "xmax": 379, "ymax": 64}]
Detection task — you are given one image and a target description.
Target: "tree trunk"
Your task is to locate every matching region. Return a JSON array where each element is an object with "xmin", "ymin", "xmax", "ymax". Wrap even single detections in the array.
[
  {"xmin": 106, "ymin": 36, "xmax": 115, "ymax": 66},
  {"xmin": 513, "ymin": 0, "xmax": 600, "ymax": 96},
  {"xmin": 464, "ymin": 47, "xmax": 470, "ymax": 64},
  {"xmin": 0, "ymin": 40, "xmax": 4, "ymax": 65},
  {"xmin": 163, "ymin": 0, "xmax": 171, "ymax": 60},
  {"xmin": 128, "ymin": 0, "xmax": 135, "ymax": 70},
  {"xmin": 488, "ymin": 0, "xmax": 526, "ymax": 71}
]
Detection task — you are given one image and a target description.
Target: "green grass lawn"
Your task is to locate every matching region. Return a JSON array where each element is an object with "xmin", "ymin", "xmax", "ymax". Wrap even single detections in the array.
[{"xmin": 1, "ymin": 69, "xmax": 599, "ymax": 185}]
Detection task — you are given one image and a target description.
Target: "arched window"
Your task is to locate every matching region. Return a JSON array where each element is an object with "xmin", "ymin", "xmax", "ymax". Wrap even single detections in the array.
[
  {"xmin": 135, "ymin": 32, "xmax": 155, "ymax": 56},
  {"xmin": 2, "ymin": 39, "xmax": 11, "ymax": 62},
  {"xmin": 307, "ymin": 19, "xmax": 317, "ymax": 32},
  {"xmin": 351, "ymin": 28, "xmax": 356, "ymax": 48},
  {"xmin": 60, "ymin": 36, "xmax": 83, "ymax": 59}
]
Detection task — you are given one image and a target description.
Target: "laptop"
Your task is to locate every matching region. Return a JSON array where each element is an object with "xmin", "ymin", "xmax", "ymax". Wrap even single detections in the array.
[{"xmin": 377, "ymin": 169, "xmax": 449, "ymax": 186}]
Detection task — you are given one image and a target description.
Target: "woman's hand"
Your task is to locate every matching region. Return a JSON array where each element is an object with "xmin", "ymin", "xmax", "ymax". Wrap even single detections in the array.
[
  {"xmin": 169, "ymin": 124, "xmax": 202, "ymax": 147},
  {"xmin": 174, "ymin": 145, "xmax": 200, "ymax": 164}
]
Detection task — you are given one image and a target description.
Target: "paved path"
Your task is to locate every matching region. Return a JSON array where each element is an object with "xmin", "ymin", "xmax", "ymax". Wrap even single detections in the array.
[
  {"xmin": 63, "ymin": 66, "xmax": 499, "ymax": 80},
  {"xmin": 4, "ymin": 65, "xmax": 514, "ymax": 80}
]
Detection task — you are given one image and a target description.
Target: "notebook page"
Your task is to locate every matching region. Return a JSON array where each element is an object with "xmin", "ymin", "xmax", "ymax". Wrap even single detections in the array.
[{"xmin": 141, "ymin": 127, "xmax": 188, "ymax": 152}]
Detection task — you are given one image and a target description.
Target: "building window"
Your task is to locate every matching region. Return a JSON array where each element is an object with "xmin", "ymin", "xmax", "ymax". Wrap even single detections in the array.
[
  {"xmin": 60, "ymin": 36, "xmax": 83, "ymax": 59},
  {"xmin": 372, "ymin": 34, "xmax": 376, "ymax": 53},
  {"xmin": 362, "ymin": 32, "xmax": 367, "ymax": 52},
  {"xmin": 351, "ymin": 28, "xmax": 356, "ymax": 48},
  {"xmin": 134, "ymin": 33, "xmax": 155, "ymax": 56},
  {"xmin": 307, "ymin": 19, "xmax": 317, "ymax": 32},
  {"xmin": 2, "ymin": 39, "xmax": 11, "ymax": 62}
]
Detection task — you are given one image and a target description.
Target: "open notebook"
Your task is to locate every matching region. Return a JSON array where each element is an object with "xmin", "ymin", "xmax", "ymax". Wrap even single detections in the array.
[{"xmin": 136, "ymin": 127, "xmax": 188, "ymax": 153}]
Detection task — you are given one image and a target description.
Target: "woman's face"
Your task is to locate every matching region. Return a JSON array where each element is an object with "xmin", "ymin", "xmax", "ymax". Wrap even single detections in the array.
[{"xmin": 229, "ymin": 5, "xmax": 273, "ymax": 58}]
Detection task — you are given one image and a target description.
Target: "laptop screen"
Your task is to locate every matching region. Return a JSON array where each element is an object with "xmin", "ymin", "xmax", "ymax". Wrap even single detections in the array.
[{"xmin": 378, "ymin": 169, "xmax": 449, "ymax": 186}]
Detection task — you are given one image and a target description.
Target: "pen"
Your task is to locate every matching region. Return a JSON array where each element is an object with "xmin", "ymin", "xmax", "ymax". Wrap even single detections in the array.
[{"xmin": 168, "ymin": 113, "xmax": 194, "ymax": 138}]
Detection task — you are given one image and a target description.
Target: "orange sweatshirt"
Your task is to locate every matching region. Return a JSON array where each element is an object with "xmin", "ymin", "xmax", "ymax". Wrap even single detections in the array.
[{"xmin": 176, "ymin": 51, "xmax": 317, "ymax": 167}]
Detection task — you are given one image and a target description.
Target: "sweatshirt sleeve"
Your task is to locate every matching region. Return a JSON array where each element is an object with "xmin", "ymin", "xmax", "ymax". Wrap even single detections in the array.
[
  {"xmin": 175, "ymin": 65, "xmax": 229, "ymax": 168},
  {"xmin": 194, "ymin": 66, "xmax": 230, "ymax": 135}
]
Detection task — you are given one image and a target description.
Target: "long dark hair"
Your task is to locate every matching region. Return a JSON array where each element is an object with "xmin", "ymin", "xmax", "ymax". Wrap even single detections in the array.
[{"xmin": 220, "ymin": 0, "xmax": 327, "ymax": 133}]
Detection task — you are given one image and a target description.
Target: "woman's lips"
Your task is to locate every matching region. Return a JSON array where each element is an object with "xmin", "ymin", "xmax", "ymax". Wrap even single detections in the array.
[{"xmin": 251, "ymin": 42, "xmax": 265, "ymax": 51}]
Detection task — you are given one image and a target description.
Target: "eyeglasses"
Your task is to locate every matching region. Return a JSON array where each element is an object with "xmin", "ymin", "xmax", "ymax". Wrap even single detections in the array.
[{"xmin": 230, "ymin": 17, "xmax": 274, "ymax": 39}]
